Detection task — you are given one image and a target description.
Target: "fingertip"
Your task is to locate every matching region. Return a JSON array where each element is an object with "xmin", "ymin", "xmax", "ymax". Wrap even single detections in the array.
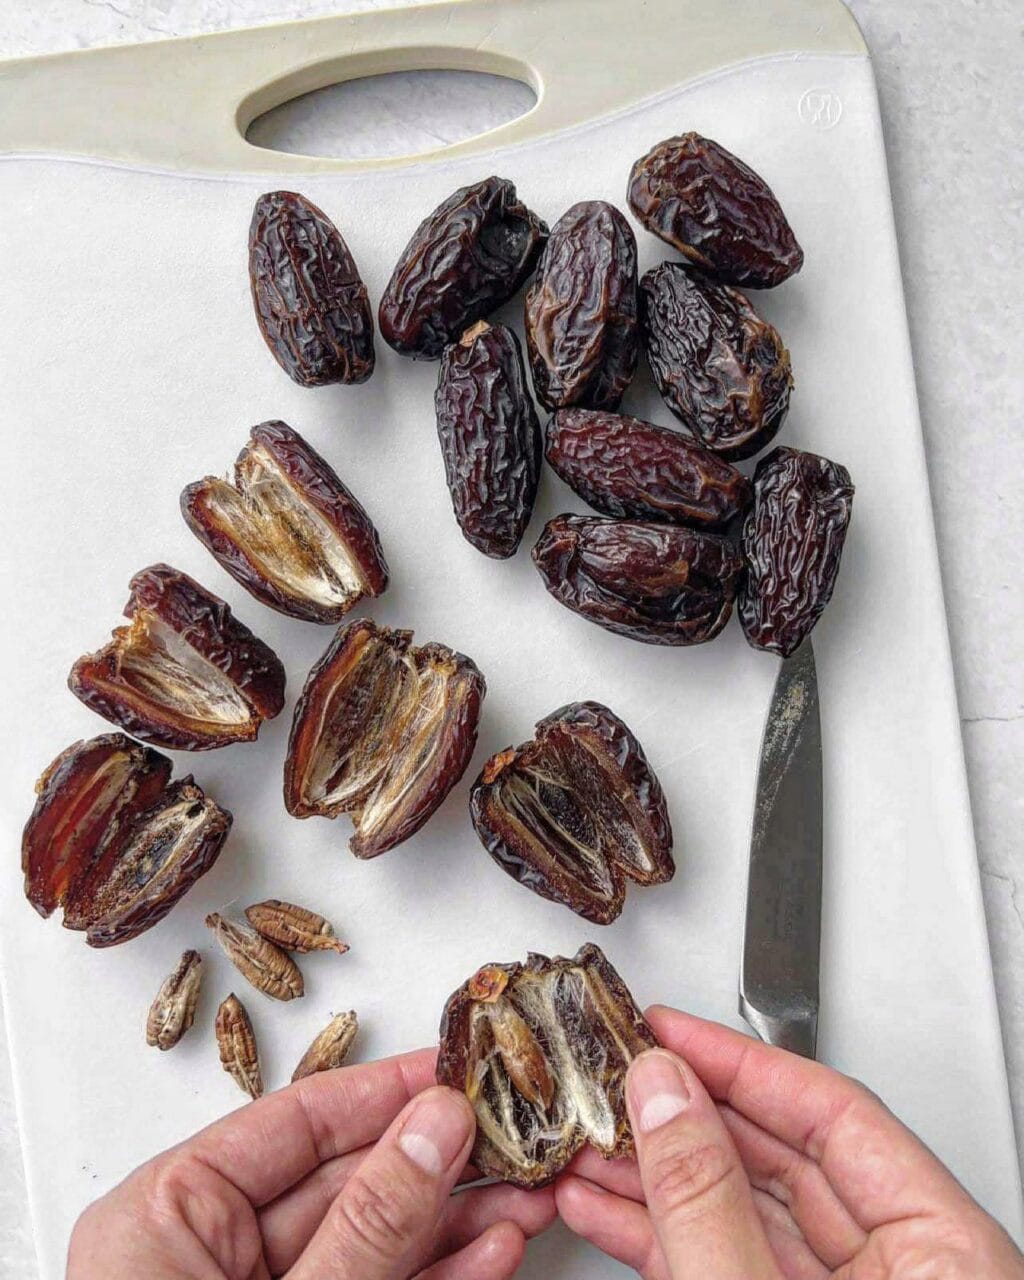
[
  {"xmin": 555, "ymin": 1173, "xmax": 601, "ymax": 1216},
  {"xmin": 555, "ymin": 1174, "xmax": 654, "ymax": 1271},
  {"xmin": 475, "ymin": 1220, "xmax": 526, "ymax": 1275},
  {"xmin": 522, "ymin": 1184, "xmax": 559, "ymax": 1235},
  {"xmin": 627, "ymin": 1047, "xmax": 708, "ymax": 1137},
  {"xmin": 396, "ymin": 1086, "xmax": 475, "ymax": 1177}
]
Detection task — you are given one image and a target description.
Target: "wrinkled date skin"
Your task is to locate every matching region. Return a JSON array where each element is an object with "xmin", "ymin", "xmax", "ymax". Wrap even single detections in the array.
[
  {"xmin": 249, "ymin": 190, "xmax": 375, "ymax": 386},
  {"xmin": 524, "ymin": 201, "xmax": 639, "ymax": 411},
  {"xmin": 435, "ymin": 321, "xmax": 542, "ymax": 558},
  {"xmin": 640, "ymin": 262, "xmax": 793, "ymax": 461},
  {"xmin": 284, "ymin": 617, "xmax": 485, "ymax": 857},
  {"xmin": 182, "ymin": 420, "xmax": 389, "ymax": 623},
  {"xmin": 546, "ymin": 408, "xmax": 752, "ymax": 529},
  {"xmin": 437, "ymin": 944, "xmax": 657, "ymax": 1187},
  {"xmin": 470, "ymin": 701, "xmax": 673, "ymax": 924},
  {"xmin": 533, "ymin": 515, "xmax": 743, "ymax": 646},
  {"xmin": 22, "ymin": 734, "xmax": 231, "ymax": 946},
  {"xmin": 627, "ymin": 132, "xmax": 804, "ymax": 288},
  {"xmin": 69, "ymin": 564, "xmax": 286, "ymax": 751},
  {"xmin": 379, "ymin": 177, "xmax": 547, "ymax": 359},
  {"xmin": 740, "ymin": 446, "xmax": 855, "ymax": 657}
]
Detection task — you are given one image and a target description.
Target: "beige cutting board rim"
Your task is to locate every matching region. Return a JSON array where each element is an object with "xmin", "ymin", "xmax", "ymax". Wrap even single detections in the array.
[{"xmin": 0, "ymin": 0, "xmax": 866, "ymax": 173}]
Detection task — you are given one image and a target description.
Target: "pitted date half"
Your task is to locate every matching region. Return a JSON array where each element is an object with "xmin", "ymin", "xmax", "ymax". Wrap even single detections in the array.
[
  {"xmin": 533, "ymin": 515, "xmax": 743, "ymax": 645},
  {"xmin": 379, "ymin": 176, "xmax": 547, "ymax": 359},
  {"xmin": 182, "ymin": 420, "xmax": 389, "ymax": 623},
  {"xmin": 284, "ymin": 618, "xmax": 485, "ymax": 857},
  {"xmin": 524, "ymin": 201, "xmax": 639, "ymax": 411},
  {"xmin": 640, "ymin": 262, "xmax": 793, "ymax": 461},
  {"xmin": 22, "ymin": 734, "xmax": 231, "ymax": 946},
  {"xmin": 435, "ymin": 321, "xmax": 541, "ymax": 558},
  {"xmin": 437, "ymin": 944, "xmax": 657, "ymax": 1187},
  {"xmin": 470, "ymin": 701, "xmax": 673, "ymax": 924},
  {"xmin": 740, "ymin": 446, "xmax": 855, "ymax": 657},
  {"xmin": 546, "ymin": 408, "xmax": 752, "ymax": 529},
  {"xmin": 249, "ymin": 190, "xmax": 374, "ymax": 386},
  {"xmin": 69, "ymin": 564, "xmax": 286, "ymax": 751},
  {"xmin": 627, "ymin": 132, "xmax": 804, "ymax": 288}
]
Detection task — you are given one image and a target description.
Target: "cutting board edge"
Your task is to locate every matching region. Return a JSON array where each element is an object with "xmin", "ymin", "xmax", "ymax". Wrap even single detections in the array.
[{"xmin": 0, "ymin": 0, "xmax": 866, "ymax": 173}]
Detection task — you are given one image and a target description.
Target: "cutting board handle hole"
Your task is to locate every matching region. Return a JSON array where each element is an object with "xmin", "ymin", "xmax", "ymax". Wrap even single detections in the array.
[{"xmin": 242, "ymin": 54, "xmax": 538, "ymax": 161}]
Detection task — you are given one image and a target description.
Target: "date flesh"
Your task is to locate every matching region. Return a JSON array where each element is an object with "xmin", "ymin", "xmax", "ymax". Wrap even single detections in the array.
[
  {"xmin": 740, "ymin": 446, "xmax": 854, "ymax": 656},
  {"xmin": 182, "ymin": 420, "xmax": 389, "ymax": 623},
  {"xmin": 379, "ymin": 176, "xmax": 547, "ymax": 359},
  {"xmin": 22, "ymin": 734, "xmax": 231, "ymax": 946},
  {"xmin": 533, "ymin": 515, "xmax": 742, "ymax": 645},
  {"xmin": 284, "ymin": 618, "xmax": 485, "ymax": 857},
  {"xmin": 435, "ymin": 321, "xmax": 541, "ymax": 558},
  {"xmin": 524, "ymin": 201, "xmax": 638, "ymax": 411},
  {"xmin": 641, "ymin": 263, "xmax": 793, "ymax": 461},
  {"xmin": 69, "ymin": 564, "xmax": 286, "ymax": 751},
  {"xmin": 470, "ymin": 701, "xmax": 673, "ymax": 923},
  {"xmin": 437, "ymin": 944, "xmax": 657, "ymax": 1187},
  {"xmin": 249, "ymin": 190, "xmax": 374, "ymax": 386},
  {"xmin": 546, "ymin": 408, "xmax": 752, "ymax": 529},
  {"xmin": 628, "ymin": 132, "xmax": 803, "ymax": 288}
]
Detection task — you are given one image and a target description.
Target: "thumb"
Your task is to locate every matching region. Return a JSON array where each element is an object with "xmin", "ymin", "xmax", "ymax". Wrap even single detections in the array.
[
  {"xmin": 627, "ymin": 1048, "xmax": 782, "ymax": 1280},
  {"xmin": 287, "ymin": 1085, "xmax": 475, "ymax": 1280}
]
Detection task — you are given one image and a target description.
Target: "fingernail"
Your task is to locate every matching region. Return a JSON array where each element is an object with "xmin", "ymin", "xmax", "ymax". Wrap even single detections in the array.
[
  {"xmin": 399, "ymin": 1088, "xmax": 473, "ymax": 1175},
  {"xmin": 628, "ymin": 1050, "xmax": 691, "ymax": 1133}
]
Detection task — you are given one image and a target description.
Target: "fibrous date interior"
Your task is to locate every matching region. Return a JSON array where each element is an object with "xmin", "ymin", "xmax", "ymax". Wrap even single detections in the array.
[
  {"xmin": 437, "ymin": 945, "xmax": 657, "ymax": 1187},
  {"xmin": 182, "ymin": 421, "xmax": 388, "ymax": 623},
  {"xmin": 22, "ymin": 734, "xmax": 231, "ymax": 947},
  {"xmin": 470, "ymin": 701, "xmax": 673, "ymax": 924},
  {"xmin": 284, "ymin": 618, "xmax": 485, "ymax": 857},
  {"xmin": 69, "ymin": 564, "xmax": 286, "ymax": 751}
]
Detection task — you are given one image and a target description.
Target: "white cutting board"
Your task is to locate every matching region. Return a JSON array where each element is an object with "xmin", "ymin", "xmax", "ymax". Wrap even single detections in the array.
[{"xmin": 0, "ymin": 2, "xmax": 1019, "ymax": 1275}]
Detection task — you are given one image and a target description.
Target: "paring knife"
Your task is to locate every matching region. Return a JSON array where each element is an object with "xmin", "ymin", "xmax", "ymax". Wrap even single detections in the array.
[{"xmin": 739, "ymin": 638, "xmax": 822, "ymax": 1059}]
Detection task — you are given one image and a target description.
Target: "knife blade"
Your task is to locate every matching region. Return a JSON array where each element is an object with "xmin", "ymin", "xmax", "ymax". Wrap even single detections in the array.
[{"xmin": 739, "ymin": 638, "xmax": 822, "ymax": 1059}]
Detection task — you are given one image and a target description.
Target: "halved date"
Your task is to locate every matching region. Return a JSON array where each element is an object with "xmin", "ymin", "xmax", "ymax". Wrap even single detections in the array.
[
  {"xmin": 69, "ymin": 564, "xmax": 286, "ymax": 751},
  {"xmin": 437, "ymin": 944, "xmax": 657, "ymax": 1187},
  {"xmin": 533, "ymin": 515, "xmax": 742, "ymax": 645},
  {"xmin": 627, "ymin": 132, "xmax": 804, "ymax": 288},
  {"xmin": 22, "ymin": 734, "xmax": 231, "ymax": 946},
  {"xmin": 524, "ymin": 201, "xmax": 638, "ymax": 411},
  {"xmin": 435, "ymin": 321, "xmax": 541, "ymax": 558},
  {"xmin": 640, "ymin": 262, "xmax": 793, "ymax": 461},
  {"xmin": 22, "ymin": 733, "xmax": 171, "ymax": 918},
  {"xmin": 739, "ymin": 446, "xmax": 855, "ymax": 657},
  {"xmin": 379, "ymin": 177, "xmax": 547, "ymax": 359},
  {"xmin": 249, "ymin": 190, "xmax": 374, "ymax": 386},
  {"xmin": 182, "ymin": 421, "xmax": 389, "ymax": 623},
  {"xmin": 284, "ymin": 618, "xmax": 485, "ymax": 857},
  {"xmin": 470, "ymin": 701, "xmax": 673, "ymax": 924},
  {"xmin": 546, "ymin": 408, "xmax": 752, "ymax": 528}
]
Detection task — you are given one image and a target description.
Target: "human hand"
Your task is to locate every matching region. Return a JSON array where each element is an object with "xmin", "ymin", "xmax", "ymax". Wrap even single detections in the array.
[
  {"xmin": 67, "ymin": 1047, "xmax": 554, "ymax": 1279},
  {"xmin": 557, "ymin": 1006, "xmax": 1024, "ymax": 1278}
]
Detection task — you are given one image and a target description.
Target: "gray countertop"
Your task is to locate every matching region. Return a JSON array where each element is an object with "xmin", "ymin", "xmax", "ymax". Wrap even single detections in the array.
[{"xmin": 2, "ymin": 1, "xmax": 1020, "ymax": 1273}]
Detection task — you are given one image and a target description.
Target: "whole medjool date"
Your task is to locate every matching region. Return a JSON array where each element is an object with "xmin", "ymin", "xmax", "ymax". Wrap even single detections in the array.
[
  {"xmin": 628, "ymin": 132, "xmax": 803, "ymax": 288},
  {"xmin": 435, "ymin": 321, "xmax": 541, "ymax": 558},
  {"xmin": 640, "ymin": 262, "xmax": 793, "ymax": 461},
  {"xmin": 739, "ymin": 446, "xmax": 855, "ymax": 657},
  {"xmin": 379, "ymin": 176, "xmax": 547, "ymax": 359},
  {"xmin": 524, "ymin": 201, "xmax": 638, "ymax": 411}
]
